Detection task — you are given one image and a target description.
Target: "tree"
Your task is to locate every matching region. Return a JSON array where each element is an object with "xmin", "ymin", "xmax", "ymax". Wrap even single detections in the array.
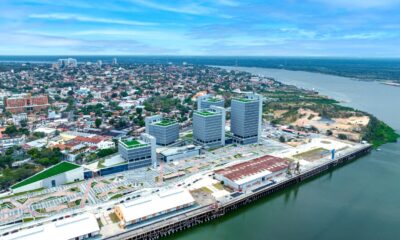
[
  {"xmin": 338, "ymin": 134, "xmax": 348, "ymax": 140},
  {"xmin": 97, "ymin": 148, "xmax": 117, "ymax": 158},
  {"xmin": 20, "ymin": 119, "xmax": 28, "ymax": 128},
  {"xmin": 95, "ymin": 118, "xmax": 102, "ymax": 128},
  {"xmin": 120, "ymin": 91, "xmax": 128, "ymax": 98},
  {"xmin": 3, "ymin": 125, "xmax": 18, "ymax": 137},
  {"xmin": 279, "ymin": 136, "xmax": 286, "ymax": 143}
]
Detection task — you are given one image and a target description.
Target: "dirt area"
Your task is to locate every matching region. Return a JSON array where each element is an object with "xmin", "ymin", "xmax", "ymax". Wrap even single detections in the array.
[
  {"xmin": 292, "ymin": 148, "xmax": 330, "ymax": 162},
  {"xmin": 274, "ymin": 110, "xmax": 289, "ymax": 118},
  {"xmin": 190, "ymin": 188, "xmax": 215, "ymax": 206},
  {"xmin": 290, "ymin": 108, "xmax": 370, "ymax": 141}
]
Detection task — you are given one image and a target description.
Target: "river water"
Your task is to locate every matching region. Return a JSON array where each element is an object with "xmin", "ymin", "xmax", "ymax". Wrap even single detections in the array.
[{"xmin": 167, "ymin": 67, "xmax": 400, "ymax": 240}]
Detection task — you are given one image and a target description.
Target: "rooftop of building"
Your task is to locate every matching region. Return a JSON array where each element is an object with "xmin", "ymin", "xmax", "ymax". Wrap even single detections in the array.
[
  {"xmin": 206, "ymin": 97, "xmax": 223, "ymax": 103},
  {"xmin": 234, "ymin": 97, "xmax": 256, "ymax": 103},
  {"xmin": 11, "ymin": 161, "xmax": 81, "ymax": 189},
  {"xmin": 154, "ymin": 119, "xmax": 177, "ymax": 127},
  {"xmin": 3, "ymin": 213, "xmax": 99, "ymax": 240},
  {"xmin": 120, "ymin": 139, "xmax": 148, "ymax": 149},
  {"xmin": 195, "ymin": 110, "xmax": 217, "ymax": 116},
  {"xmin": 160, "ymin": 145, "xmax": 201, "ymax": 156},
  {"xmin": 116, "ymin": 189, "xmax": 195, "ymax": 223},
  {"xmin": 215, "ymin": 155, "xmax": 289, "ymax": 183}
]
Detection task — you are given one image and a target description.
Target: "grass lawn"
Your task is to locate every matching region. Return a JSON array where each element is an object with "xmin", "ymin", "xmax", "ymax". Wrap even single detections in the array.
[
  {"xmin": 196, "ymin": 110, "xmax": 215, "ymax": 116},
  {"xmin": 110, "ymin": 193, "xmax": 123, "ymax": 200},
  {"xmin": 16, "ymin": 198, "xmax": 28, "ymax": 204},
  {"xmin": 0, "ymin": 188, "xmax": 45, "ymax": 200},
  {"xmin": 293, "ymin": 148, "xmax": 330, "ymax": 161},
  {"xmin": 201, "ymin": 187, "xmax": 213, "ymax": 194},
  {"xmin": 212, "ymin": 183, "xmax": 224, "ymax": 190},
  {"xmin": 11, "ymin": 162, "xmax": 80, "ymax": 189},
  {"xmin": 97, "ymin": 218, "xmax": 104, "ymax": 228},
  {"xmin": 109, "ymin": 212, "xmax": 120, "ymax": 223},
  {"xmin": 155, "ymin": 119, "xmax": 176, "ymax": 126}
]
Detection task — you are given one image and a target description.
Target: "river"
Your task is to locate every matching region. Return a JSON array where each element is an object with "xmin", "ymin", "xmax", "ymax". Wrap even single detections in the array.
[{"xmin": 166, "ymin": 67, "xmax": 400, "ymax": 240}]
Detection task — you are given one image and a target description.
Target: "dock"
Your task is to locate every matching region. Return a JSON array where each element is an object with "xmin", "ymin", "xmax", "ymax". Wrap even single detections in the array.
[{"xmin": 104, "ymin": 144, "xmax": 372, "ymax": 240}]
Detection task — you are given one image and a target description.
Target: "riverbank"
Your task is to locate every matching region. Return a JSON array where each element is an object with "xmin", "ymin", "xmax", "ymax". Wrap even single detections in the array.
[
  {"xmin": 223, "ymin": 66, "xmax": 399, "ymax": 148},
  {"xmin": 172, "ymin": 66, "xmax": 400, "ymax": 240}
]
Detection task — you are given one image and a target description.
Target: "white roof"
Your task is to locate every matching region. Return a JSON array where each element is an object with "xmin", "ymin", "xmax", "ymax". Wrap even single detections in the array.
[
  {"xmin": 118, "ymin": 189, "xmax": 195, "ymax": 222},
  {"xmin": 33, "ymin": 127, "xmax": 56, "ymax": 134},
  {"xmin": 234, "ymin": 169, "xmax": 273, "ymax": 185},
  {"xmin": 3, "ymin": 213, "xmax": 99, "ymax": 240}
]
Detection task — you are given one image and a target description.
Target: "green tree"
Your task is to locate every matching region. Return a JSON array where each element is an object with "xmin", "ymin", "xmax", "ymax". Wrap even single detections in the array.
[{"xmin": 95, "ymin": 118, "xmax": 102, "ymax": 128}]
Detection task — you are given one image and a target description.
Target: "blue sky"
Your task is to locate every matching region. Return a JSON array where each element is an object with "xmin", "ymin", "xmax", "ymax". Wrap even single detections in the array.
[{"xmin": 1, "ymin": 0, "xmax": 400, "ymax": 56}]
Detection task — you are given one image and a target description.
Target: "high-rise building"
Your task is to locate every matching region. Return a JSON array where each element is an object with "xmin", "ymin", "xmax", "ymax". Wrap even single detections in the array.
[
  {"xmin": 118, "ymin": 133, "xmax": 157, "ymax": 169},
  {"xmin": 97, "ymin": 60, "xmax": 102, "ymax": 68},
  {"xmin": 57, "ymin": 58, "xmax": 77, "ymax": 68},
  {"xmin": 145, "ymin": 115, "xmax": 179, "ymax": 146},
  {"xmin": 230, "ymin": 93, "xmax": 263, "ymax": 145},
  {"xmin": 193, "ymin": 106, "xmax": 226, "ymax": 148},
  {"xmin": 4, "ymin": 94, "xmax": 49, "ymax": 114},
  {"xmin": 197, "ymin": 94, "xmax": 225, "ymax": 110},
  {"xmin": 112, "ymin": 57, "xmax": 118, "ymax": 65}
]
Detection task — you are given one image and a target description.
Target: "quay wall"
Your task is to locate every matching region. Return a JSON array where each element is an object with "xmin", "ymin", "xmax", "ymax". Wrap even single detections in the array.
[{"xmin": 105, "ymin": 144, "xmax": 372, "ymax": 240}]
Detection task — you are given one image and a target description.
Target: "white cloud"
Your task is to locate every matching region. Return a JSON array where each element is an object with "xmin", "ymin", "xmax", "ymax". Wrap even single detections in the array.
[
  {"xmin": 214, "ymin": 0, "xmax": 240, "ymax": 7},
  {"xmin": 29, "ymin": 13, "xmax": 155, "ymax": 26},
  {"xmin": 280, "ymin": 28, "xmax": 317, "ymax": 39},
  {"xmin": 341, "ymin": 32, "xmax": 389, "ymax": 39},
  {"xmin": 71, "ymin": 29, "xmax": 187, "ymax": 41},
  {"xmin": 312, "ymin": 0, "xmax": 400, "ymax": 9},
  {"xmin": 129, "ymin": 0, "xmax": 213, "ymax": 15}
]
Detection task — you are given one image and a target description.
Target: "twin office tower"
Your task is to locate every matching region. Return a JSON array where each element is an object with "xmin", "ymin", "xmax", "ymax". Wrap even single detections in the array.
[
  {"xmin": 143, "ymin": 93, "xmax": 263, "ymax": 148},
  {"xmin": 194, "ymin": 93, "xmax": 263, "ymax": 147}
]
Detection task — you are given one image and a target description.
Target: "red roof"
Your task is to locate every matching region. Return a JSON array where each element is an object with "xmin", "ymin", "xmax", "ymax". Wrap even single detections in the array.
[{"xmin": 215, "ymin": 155, "xmax": 289, "ymax": 182}]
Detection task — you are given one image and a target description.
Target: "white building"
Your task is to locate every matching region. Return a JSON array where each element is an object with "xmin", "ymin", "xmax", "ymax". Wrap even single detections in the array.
[
  {"xmin": 159, "ymin": 145, "xmax": 201, "ymax": 162},
  {"xmin": 0, "ymin": 135, "xmax": 25, "ymax": 149},
  {"xmin": 115, "ymin": 189, "xmax": 195, "ymax": 228},
  {"xmin": 2, "ymin": 213, "xmax": 99, "ymax": 240},
  {"xmin": 10, "ymin": 161, "xmax": 84, "ymax": 193},
  {"xmin": 12, "ymin": 113, "xmax": 27, "ymax": 125}
]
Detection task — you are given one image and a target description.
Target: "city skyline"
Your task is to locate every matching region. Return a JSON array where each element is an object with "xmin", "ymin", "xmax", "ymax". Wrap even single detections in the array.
[{"xmin": 1, "ymin": 0, "xmax": 400, "ymax": 57}]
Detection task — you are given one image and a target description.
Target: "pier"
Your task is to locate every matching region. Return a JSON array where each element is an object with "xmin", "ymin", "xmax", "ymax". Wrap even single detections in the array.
[{"xmin": 104, "ymin": 144, "xmax": 372, "ymax": 240}]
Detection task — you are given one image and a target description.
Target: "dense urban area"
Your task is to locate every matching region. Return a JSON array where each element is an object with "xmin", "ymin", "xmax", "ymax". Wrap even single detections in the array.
[{"xmin": 0, "ymin": 58, "xmax": 397, "ymax": 239}]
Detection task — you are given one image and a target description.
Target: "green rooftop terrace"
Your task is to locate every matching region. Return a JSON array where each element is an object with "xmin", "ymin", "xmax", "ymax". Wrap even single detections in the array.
[
  {"xmin": 11, "ymin": 162, "xmax": 81, "ymax": 189},
  {"xmin": 235, "ymin": 98, "xmax": 256, "ymax": 103},
  {"xmin": 206, "ymin": 98, "xmax": 223, "ymax": 103},
  {"xmin": 121, "ymin": 139, "xmax": 148, "ymax": 148},
  {"xmin": 196, "ymin": 110, "xmax": 216, "ymax": 116},
  {"xmin": 154, "ymin": 119, "xmax": 177, "ymax": 126}
]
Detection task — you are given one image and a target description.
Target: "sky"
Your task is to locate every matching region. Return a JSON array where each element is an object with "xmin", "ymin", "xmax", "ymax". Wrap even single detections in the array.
[{"xmin": 1, "ymin": 0, "xmax": 400, "ymax": 57}]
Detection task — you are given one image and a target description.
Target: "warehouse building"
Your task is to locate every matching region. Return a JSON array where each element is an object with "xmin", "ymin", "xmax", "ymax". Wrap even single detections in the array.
[
  {"xmin": 145, "ymin": 115, "xmax": 179, "ymax": 145},
  {"xmin": 118, "ymin": 133, "xmax": 157, "ymax": 169},
  {"xmin": 215, "ymin": 155, "xmax": 289, "ymax": 192},
  {"xmin": 230, "ymin": 93, "xmax": 263, "ymax": 145},
  {"xmin": 193, "ymin": 106, "xmax": 226, "ymax": 148},
  {"xmin": 10, "ymin": 161, "xmax": 84, "ymax": 193},
  {"xmin": 2, "ymin": 213, "xmax": 100, "ymax": 240},
  {"xmin": 115, "ymin": 189, "xmax": 195, "ymax": 228}
]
